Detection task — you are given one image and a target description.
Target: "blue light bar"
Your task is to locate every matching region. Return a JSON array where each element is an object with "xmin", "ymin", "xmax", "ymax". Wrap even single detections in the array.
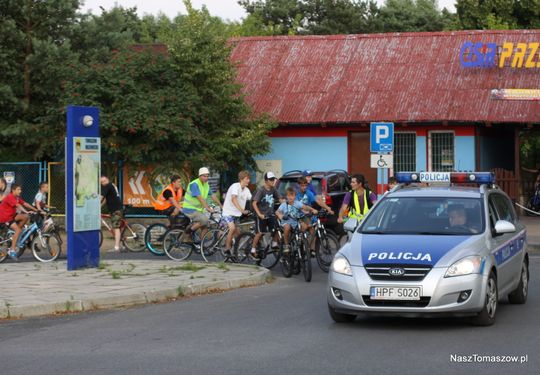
[{"xmin": 395, "ymin": 172, "xmax": 495, "ymax": 184}]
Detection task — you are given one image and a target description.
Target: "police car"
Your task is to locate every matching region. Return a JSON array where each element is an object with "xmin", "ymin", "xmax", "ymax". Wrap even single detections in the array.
[{"xmin": 327, "ymin": 172, "xmax": 529, "ymax": 326}]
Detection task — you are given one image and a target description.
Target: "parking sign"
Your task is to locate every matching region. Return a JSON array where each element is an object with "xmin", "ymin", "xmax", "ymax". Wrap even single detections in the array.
[{"xmin": 370, "ymin": 122, "xmax": 394, "ymax": 153}]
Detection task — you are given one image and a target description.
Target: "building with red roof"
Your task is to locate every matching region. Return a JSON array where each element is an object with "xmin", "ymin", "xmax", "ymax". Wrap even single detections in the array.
[{"xmin": 230, "ymin": 30, "xmax": 540, "ymax": 197}]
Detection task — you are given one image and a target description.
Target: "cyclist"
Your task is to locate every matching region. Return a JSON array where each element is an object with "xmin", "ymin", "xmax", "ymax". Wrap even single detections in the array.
[
  {"xmin": 251, "ymin": 171, "xmax": 281, "ymax": 257},
  {"xmin": 276, "ymin": 187, "xmax": 318, "ymax": 254},
  {"xmin": 100, "ymin": 175, "xmax": 123, "ymax": 252},
  {"xmin": 302, "ymin": 170, "xmax": 317, "ymax": 195},
  {"xmin": 0, "ymin": 183, "xmax": 41, "ymax": 259},
  {"xmin": 296, "ymin": 176, "xmax": 334, "ymax": 255},
  {"xmin": 33, "ymin": 181, "xmax": 49, "ymax": 210},
  {"xmin": 337, "ymin": 174, "xmax": 377, "ymax": 224},
  {"xmin": 153, "ymin": 174, "xmax": 184, "ymax": 224},
  {"xmin": 183, "ymin": 167, "xmax": 222, "ymax": 241},
  {"xmin": 221, "ymin": 170, "xmax": 252, "ymax": 257}
]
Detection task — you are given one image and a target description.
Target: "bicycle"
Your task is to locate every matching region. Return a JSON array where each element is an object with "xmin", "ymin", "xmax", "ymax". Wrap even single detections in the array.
[
  {"xmin": 308, "ymin": 209, "xmax": 340, "ymax": 273},
  {"xmin": 0, "ymin": 212, "xmax": 62, "ymax": 263},
  {"xmin": 145, "ymin": 206, "xmax": 222, "ymax": 256},
  {"xmin": 201, "ymin": 213, "xmax": 255, "ymax": 263},
  {"xmin": 280, "ymin": 218, "xmax": 312, "ymax": 282},
  {"xmin": 162, "ymin": 217, "xmax": 220, "ymax": 262},
  {"xmin": 98, "ymin": 205, "xmax": 146, "ymax": 252},
  {"xmin": 233, "ymin": 214, "xmax": 283, "ymax": 268}
]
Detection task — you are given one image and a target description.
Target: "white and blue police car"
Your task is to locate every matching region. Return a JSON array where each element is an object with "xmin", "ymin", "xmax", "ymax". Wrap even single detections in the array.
[{"xmin": 328, "ymin": 172, "xmax": 529, "ymax": 326}]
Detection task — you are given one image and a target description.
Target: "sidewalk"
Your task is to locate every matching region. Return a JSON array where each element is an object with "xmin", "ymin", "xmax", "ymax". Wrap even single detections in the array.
[{"xmin": 0, "ymin": 260, "xmax": 270, "ymax": 320}]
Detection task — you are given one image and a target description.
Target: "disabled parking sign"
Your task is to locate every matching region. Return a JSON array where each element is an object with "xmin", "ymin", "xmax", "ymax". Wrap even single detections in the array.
[{"xmin": 370, "ymin": 122, "xmax": 394, "ymax": 153}]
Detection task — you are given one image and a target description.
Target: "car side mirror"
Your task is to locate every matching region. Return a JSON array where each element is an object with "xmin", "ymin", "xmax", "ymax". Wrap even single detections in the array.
[
  {"xmin": 494, "ymin": 220, "xmax": 516, "ymax": 235},
  {"xmin": 343, "ymin": 218, "xmax": 358, "ymax": 233}
]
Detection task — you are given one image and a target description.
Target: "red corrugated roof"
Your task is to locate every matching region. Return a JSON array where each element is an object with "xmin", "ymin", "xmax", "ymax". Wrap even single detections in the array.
[{"xmin": 230, "ymin": 30, "xmax": 540, "ymax": 124}]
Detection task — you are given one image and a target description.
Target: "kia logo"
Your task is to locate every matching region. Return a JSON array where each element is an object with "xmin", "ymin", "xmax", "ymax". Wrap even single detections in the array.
[{"xmin": 389, "ymin": 268, "xmax": 405, "ymax": 277}]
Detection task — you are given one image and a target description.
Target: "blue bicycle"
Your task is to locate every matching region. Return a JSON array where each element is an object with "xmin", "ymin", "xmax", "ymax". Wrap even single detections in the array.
[{"xmin": 0, "ymin": 212, "xmax": 62, "ymax": 263}]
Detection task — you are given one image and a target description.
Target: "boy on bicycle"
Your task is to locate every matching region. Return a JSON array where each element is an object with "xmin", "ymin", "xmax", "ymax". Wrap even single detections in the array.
[
  {"xmin": 33, "ymin": 181, "xmax": 49, "ymax": 211},
  {"xmin": 221, "ymin": 170, "xmax": 252, "ymax": 257},
  {"xmin": 0, "ymin": 184, "xmax": 41, "ymax": 259},
  {"xmin": 251, "ymin": 171, "xmax": 281, "ymax": 257},
  {"xmin": 276, "ymin": 187, "xmax": 317, "ymax": 254}
]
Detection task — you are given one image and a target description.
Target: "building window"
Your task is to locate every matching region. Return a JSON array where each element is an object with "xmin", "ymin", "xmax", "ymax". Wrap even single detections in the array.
[
  {"xmin": 429, "ymin": 132, "xmax": 454, "ymax": 171},
  {"xmin": 394, "ymin": 132, "xmax": 416, "ymax": 172}
]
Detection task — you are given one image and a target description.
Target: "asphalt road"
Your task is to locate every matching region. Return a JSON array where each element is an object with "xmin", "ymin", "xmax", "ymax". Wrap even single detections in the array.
[{"xmin": 1, "ymin": 255, "xmax": 538, "ymax": 375}]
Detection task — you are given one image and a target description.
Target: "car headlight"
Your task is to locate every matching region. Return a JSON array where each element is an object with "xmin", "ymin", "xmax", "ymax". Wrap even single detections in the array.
[
  {"xmin": 331, "ymin": 255, "xmax": 352, "ymax": 276},
  {"xmin": 445, "ymin": 256, "xmax": 484, "ymax": 278}
]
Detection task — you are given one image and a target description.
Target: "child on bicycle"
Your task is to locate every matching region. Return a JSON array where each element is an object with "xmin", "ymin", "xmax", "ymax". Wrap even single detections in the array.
[
  {"xmin": 0, "ymin": 183, "xmax": 41, "ymax": 259},
  {"xmin": 33, "ymin": 181, "xmax": 49, "ymax": 211},
  {"xmin": 276, "ymin": 187, "xmax": 317, "ymax": 254},
  {"xmin": 221, "ymin": 170, "xmax": 252, "ymax": 257}
]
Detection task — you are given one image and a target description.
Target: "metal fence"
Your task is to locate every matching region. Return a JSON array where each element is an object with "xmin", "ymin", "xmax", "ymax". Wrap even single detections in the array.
[{"xmin": 0, "ymin": 162, "xmax": 45, "ymax": 204}]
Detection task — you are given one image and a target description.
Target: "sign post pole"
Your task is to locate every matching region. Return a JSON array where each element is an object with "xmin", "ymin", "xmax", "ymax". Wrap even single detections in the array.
[
  {"xmin": 66, "ymin": 106, "xmax": 101, "ymax": 270},
  {"xmin": 370, "ymin": 122, "xmax": 394, "ymax": 198}
]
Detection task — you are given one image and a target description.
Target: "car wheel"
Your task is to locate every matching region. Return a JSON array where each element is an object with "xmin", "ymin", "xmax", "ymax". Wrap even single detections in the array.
[
  {"xmin": 328, "ymin": 304, "xmax": 356, "ymax": 323},
  {"xmin": 471, "ymin": 271, "xmax": 498, "ymax": 326},
  {"xmin": 508, "ymin": 259, "xmax": 529, "ymax": 304}
]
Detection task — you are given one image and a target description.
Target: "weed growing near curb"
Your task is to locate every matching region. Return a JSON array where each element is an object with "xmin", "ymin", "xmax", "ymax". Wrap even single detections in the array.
[
  {"xmin": 177, "ymin": 286, "xmax": 185, "ymax": 297},
  {"xmin": 216, "ymin": 262, "xmax": 230, "ymax": 272},
  {"xmin": 111, "ymin": 271, "xmax": 121, "ymax": 279}
]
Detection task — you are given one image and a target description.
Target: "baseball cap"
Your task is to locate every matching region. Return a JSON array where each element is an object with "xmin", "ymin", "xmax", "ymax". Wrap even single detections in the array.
[
  {"xmin": 302, "ymin": 170, "xmax": 313, "ymax": 176},
  {"xmin": 264, "ymin": 171, "xmax": 277, "ymax": 180},
  {"xmin": 198, "ymin": 167, "xmax": 210, "ymax": 176}
]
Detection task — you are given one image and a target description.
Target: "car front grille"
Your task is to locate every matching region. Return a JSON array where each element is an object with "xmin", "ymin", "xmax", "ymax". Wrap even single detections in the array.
[
  {"xmin": 362, "ymin": 296, "xmax": 431, "ymax": 307},
  {"xmin": 365, "ymin": 264, "xmax": 432, "ymax": 281}
]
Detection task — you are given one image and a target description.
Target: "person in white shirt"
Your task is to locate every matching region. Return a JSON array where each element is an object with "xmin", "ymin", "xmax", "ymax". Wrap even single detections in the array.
[{"xmin": 221, "ymin": 170, "xmax": 252, "ymax": 256}]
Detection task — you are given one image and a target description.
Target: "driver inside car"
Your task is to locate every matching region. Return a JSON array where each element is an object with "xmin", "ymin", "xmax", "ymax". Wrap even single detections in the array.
[{"xmin": 448, "ymin": 204, "xmax": 477, "ymax": 233}]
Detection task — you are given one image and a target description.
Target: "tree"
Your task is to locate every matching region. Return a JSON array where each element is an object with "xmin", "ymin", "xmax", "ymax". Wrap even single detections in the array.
[
  {"xmin": 377, "ymin": 0, "xmax": 446, "ymax": 32},
  {"xmin": 0, "ymin": 0, "xmax": 81, "ymax": 160},
  {"xmin": 60, "ymin": 1, "xmax": 275, "ymax": 173},
  {"xmin": 455, "ymin": 0, "xmax": 540, "ymax": 30},
  {"xmin": 238, "ymin": 0, "xmax": 304, "ymax": 34}
]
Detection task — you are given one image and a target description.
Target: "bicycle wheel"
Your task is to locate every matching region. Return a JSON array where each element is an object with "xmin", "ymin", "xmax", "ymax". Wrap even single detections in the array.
[
  {"xmin": 0, "ymin": 232, "xmax": 8, "ymax": 263},
  {"xmin": 234, "ymin": 232, "xmax": 254, "ymax": 264},
  {"xmin": 258, "ymin": 234, "xmax": 281, "ymax": 269},
  {"xmin": 122, "ymin": 223, "xmax": 146, "ymax": 252},
  {"xmin": 144, "ymin": 223, "xmax": 168, "ymax": 256},
  {"xmin": 316, "ymin": 233, "xmax": 340, "ymax": 273},
  {"xmin": 300, "ymin": 237, "xmax": 312, "ymax": 282},
  {"xmin": 200, "ymin": 228, "xmax": 225, "ymax": 263},
  {"xmin": 291, "ymin": 239, "xmax": 302, "ymax": 275},
  {"xmin": 280, "ymin": 248, "xmax": 293, "ymax": 278},
  {"xmin": 163, "ymin": 229, "xmax": 192, "ymax": 261},
  {"xmin": 31, "ymin": 234, "xmax": 61, "ymax": 262}
]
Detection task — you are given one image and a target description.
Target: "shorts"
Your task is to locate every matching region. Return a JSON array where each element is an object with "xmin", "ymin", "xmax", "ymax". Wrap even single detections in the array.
[
  {"xmin": 110, "ymin": 210, "xmax": 123, "ymax": 229},
  {"xmin": 221, "ymin": 215, "xmax": 240, "ymax": 226},
  {"xmin": 185, "ymin": 211, "xmax": 209, "ymax": 226},
  {"xmin": 280, "ymin": 219, "xmax": 298, "ymax": 229},
  {"xmin": 255, "ymin": 215, "xmax": 277, "ymax": 233}
]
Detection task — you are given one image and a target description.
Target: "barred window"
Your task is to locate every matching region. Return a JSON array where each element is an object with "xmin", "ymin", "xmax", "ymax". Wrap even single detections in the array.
[
  {"xmin": 394, "ymin": 133, "xmax": 416, "ymax": 172},
  {"xmin": 429, "ymin": 132, "xmax": 454, "ymax": 171}
]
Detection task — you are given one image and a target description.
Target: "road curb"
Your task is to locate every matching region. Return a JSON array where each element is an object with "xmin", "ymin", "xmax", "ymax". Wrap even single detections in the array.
[{"xmin": 1, "ymin": 267, "xmax": 270, "ymax": 320}]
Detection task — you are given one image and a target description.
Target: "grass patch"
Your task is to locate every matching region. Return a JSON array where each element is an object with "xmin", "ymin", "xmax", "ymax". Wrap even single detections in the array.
[
  {"xmin": 216, "ymin": 262, "xmax": 230, "ymax": 272},
  {"xmin": 98, "ymin": 262, "xmax": 111, "ymax": 270},
  {"xmin": 110, "ymin": 271, "xmax": 121, "ymax": 279},
  {"xmin": 177, "ymin": 286, "xmax": 185, "ymax": 297},
  {"xmin": 163, "ymin": 262, "xmax": 206, "ymax": 273}
]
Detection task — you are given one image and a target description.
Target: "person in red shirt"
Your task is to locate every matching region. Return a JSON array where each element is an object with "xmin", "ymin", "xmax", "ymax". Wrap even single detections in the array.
[{"xmin": 0, "ymin": 184, "xmax": 41, "ymax": 259}]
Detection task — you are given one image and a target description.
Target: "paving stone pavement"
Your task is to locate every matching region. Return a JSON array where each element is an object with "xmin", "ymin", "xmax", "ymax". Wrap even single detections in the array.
[{"xmin": 0, "ymin": 260, "xmax": 270, "ymax": 319}]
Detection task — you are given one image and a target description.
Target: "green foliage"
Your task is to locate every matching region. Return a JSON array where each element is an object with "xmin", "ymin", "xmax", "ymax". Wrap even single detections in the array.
[
  {"xmin": 455, "ymin": 0, "xmax": 540, "ymax": 30},
  {"xmin": 377, "ymin": 0, "xmax": 446, "ymax": 32}
]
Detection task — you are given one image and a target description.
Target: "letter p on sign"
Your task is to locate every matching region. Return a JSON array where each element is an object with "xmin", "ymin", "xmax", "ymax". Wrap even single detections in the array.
[{"xmin": 370, "ymin": 122, "xmax": 394, "ymax": 153}]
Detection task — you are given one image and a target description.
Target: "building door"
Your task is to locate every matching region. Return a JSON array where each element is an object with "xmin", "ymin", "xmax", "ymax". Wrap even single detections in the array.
[{"xmin": 348, "ymin": 132, "xmax": 377, "ymax": 190}]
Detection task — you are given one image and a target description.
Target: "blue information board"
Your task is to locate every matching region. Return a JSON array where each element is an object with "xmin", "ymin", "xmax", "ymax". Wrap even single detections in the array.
[
  {"xmin": 370, "ymin": 122, "xmax": 394, "ymax": 153},
  {"xmin": 66, "ymin": 106, "xmax": 100, "ymax": 270}
]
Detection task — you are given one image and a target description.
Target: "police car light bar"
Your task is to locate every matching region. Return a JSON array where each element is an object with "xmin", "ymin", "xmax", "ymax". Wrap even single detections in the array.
[{"xmin": 395, "ymin": 172, "xmax": 495, "ymax": 184}]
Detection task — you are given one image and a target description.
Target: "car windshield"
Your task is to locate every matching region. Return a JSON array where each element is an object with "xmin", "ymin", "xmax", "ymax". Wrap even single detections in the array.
[
  {"xmin": 277, "ymin": 178, "xmax": 322, "ymax": 195},
  {"xmin": 360, "ymin": 197, "xmax": 484, "ymax": 235}
]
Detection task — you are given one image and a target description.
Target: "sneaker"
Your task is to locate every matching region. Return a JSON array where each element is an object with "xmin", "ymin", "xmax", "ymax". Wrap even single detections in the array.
[
  {"xmin": 282, "ymin": 245, "xmax": 290, "ymax": 254},
  {"xmin": 107, "ymin": 247, "xmax": 120, "ymax": 253},
  {"xmin": 310, "ymin": 250, "xmax": 316, "ymax": 258},
  {"xmin": 8, "ymin": 249, "xmax": 18, "ymax": 260},
  {"xmin": 224, "ymin": 249, "xmax": 232, "ymax": 258},
  {"xmin": 249, "ymin": 248, "xmax": 259, "ymax": 259},
  {"xmin": 271, "ymin": 241, "xmax": 279, "ymax": 249}
]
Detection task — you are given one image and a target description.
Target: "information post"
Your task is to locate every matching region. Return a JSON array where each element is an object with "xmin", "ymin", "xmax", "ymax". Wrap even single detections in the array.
[{"xmin": 66, "ymin": 106, "xmax": 101, "ymax": 270}]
